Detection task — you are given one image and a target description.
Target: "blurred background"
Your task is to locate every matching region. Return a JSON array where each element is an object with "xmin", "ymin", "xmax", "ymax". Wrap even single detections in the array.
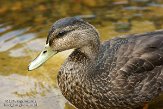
[{"xmin": 0, "ymin": 0, "xmax": 163, "ymax": 109}]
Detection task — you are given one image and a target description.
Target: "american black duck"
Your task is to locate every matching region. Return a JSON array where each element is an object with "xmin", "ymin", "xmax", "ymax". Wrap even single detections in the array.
[{"xmin": 28, "ymin": 17, "xmax": 163, "ymax": 109}]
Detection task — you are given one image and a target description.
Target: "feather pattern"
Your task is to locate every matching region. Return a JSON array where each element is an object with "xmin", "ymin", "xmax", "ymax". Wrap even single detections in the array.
[{"xmin": 57, "ymin": 30, "xmax": 163, "ymax": 109}]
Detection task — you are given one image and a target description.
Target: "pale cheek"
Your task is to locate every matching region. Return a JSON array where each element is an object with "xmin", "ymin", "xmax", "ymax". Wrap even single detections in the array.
[{"xmin": 52, "ymin": 38, "xmax": 74, "ymax": 50}]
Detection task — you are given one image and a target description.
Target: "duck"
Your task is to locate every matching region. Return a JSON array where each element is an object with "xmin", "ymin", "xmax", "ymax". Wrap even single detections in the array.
[{"xmin": 28, "ymin": 16, "xmax": 163, "ymax": 109}]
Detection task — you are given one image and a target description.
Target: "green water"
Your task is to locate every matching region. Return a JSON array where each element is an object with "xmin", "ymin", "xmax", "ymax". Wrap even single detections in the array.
[{"xmin": 0, "ymin": 0, "xmax": 163, "ymax": 109}]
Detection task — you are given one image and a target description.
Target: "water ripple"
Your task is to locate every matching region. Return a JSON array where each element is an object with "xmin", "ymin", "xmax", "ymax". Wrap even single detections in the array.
[{"xmin": 0, "ymin": 31, "xmax": 36, "ymax": 52}]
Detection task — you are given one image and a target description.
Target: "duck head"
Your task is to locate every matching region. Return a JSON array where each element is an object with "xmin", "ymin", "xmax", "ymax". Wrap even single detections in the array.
[{"xmin": 28, "ymin": 17, "xmax": 99, "ymax": 71}]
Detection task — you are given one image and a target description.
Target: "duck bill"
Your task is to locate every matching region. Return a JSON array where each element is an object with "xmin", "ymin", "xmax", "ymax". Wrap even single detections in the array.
[{"xmin": 28, "ymin": 44, "xmax": 57, "ymax": 71}]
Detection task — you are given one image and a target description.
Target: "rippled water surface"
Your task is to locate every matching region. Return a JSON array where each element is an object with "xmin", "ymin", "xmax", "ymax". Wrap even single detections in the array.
[{"xmin": 0, "ymin": 0, "xmax": 163, "ymax": 109}]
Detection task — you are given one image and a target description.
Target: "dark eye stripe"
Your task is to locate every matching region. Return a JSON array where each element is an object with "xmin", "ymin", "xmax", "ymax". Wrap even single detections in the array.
[
  {"xmin": 56, "ymin": 29, "xmax": 74, "ymax": 38},
  {"xmin": 58, "ymin": 31, "xmax": 67, "ymax": 37}
]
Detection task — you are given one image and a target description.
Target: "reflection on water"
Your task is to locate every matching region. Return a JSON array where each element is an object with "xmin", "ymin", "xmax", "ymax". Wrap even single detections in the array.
[{"xmin": 0, "ymin": 0, "xmax": 163, "ymax": 109}]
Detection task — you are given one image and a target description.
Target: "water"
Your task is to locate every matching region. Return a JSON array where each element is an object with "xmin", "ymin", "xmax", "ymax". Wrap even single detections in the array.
[{"xmin": 0, "ymin": 0, "xmax": 163, "ymax": 109}]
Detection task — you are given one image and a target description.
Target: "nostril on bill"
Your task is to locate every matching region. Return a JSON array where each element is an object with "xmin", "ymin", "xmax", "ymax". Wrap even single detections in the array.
[{"xmin": 43, "ymin": 50, "xmax": 47, "ymax": 54}]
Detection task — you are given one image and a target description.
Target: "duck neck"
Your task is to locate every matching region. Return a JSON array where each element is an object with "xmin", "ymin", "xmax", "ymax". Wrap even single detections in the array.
[
  {"xmin": 79, "ymin": 44, "xmax": 100, "ymax": 61},
  {"xmin": 59, "ymin": 33, "xmax": 100, "ymax": 75},
  {"xmin": 79, "ymin": 30, "xmax": 100, "ymax": 61},
  {"xmin": 57, "ymin": 36, "xmax": 100, "ymax": 104}
]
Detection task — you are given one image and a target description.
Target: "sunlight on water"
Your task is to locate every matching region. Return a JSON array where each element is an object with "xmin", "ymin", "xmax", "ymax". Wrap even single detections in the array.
[
  {"xmin": 0, "ymin": 33, "xmax": 36, "ymax": 52},
  {"xmin": 0, "ymin": 0, "xmax": 163, "ymax": 109}
]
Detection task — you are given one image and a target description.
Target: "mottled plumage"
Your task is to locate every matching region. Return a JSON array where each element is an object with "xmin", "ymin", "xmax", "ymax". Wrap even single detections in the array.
[{"xmin": 43, "ymin": 17, "xmax": 163, "ymax": 109}]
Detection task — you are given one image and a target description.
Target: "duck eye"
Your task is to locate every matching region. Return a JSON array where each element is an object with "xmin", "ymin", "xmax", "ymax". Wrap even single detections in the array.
[
  {"xmin": 56, "ymin": 29, "xmax": 74, "ymax": 38},
  {"xmin": 57, "ymin": 31, "xmax": 66, "ymax": 38}
]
